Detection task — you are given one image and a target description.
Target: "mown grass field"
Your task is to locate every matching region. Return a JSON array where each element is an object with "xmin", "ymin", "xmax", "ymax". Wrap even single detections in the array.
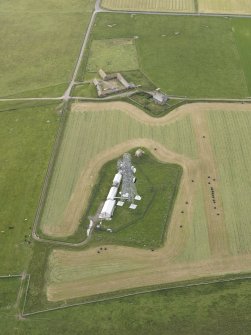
[
  {"xmin": 199, "ymin": 0, "xmax": 251, "ymax": 14},
  {"xmin": 83, "ymin": 151, "xmax": 182, "ymax": 249},
  {"xmin": 101, "ymin": 0, "xmax": 196, "ymax": 12},
  {"xmin": 83, "ymin": 14, "xmax": 251, "ymax": 98},
  {"xmin": 176, "ymin": 183, "xmax": 211, "ymax": 262},
  {"xmin": 86, "ymin": 38, "xmax": 139, "ymax": 72},
  {"xmin": 0, "ymin": 0, "xmax": 94, "ymax": 98},
  {"xmin": 38, "ymin": 102, "xmax": 251, "ymax": 303},
  {"xmin": 39, "ymin": 104, "xmax": 196, "ymax": 237},
  {"xmin": 101, "ymin": 0, "xmax": 251, "ymax": 15},
  {"xmin": 208, "ymin": 110, "xmax": 251, "ymax": 254},
  {"xmin": 0, "ymin": 101, "xmax": 60, "ymax": 273}
]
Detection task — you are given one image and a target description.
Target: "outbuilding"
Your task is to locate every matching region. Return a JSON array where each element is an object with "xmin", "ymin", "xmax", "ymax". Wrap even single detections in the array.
[
  {"xmin": 113, "ymin": 172, "xmax": 122, "ymax": 187},
  {"xmin": 107, "ymin": 186, "xmax": 118, "ymax": 200},
  {"xmin": 99, "ymin": 200, "xmax": 116, "ymax": 219}
]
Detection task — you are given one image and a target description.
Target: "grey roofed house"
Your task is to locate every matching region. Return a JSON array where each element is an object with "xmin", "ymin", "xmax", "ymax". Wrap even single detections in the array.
[{"xmin": 148, "ymin": 90, "xmax": 168, "ymax": 105}]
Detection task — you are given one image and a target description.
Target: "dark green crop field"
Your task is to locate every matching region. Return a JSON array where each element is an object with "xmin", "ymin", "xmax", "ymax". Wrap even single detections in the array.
[{"xmin": 82, "ymin": 13, "xmax": 251, "ymax": 99}]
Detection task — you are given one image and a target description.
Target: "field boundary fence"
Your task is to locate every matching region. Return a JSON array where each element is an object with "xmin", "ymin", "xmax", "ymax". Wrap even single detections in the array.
[
  {"xmin": 21, "ymin": 273, "xmax": 251, "ymax": 317},
  {"xmin": 32, "ymin": 101, "xmax": 70, "ymax": 241}
]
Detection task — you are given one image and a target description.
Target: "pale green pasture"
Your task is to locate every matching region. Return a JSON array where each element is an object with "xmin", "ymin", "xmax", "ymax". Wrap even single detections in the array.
[
  {"xmin": 176, "ymin": 183, "xmax": 211, "ymax": 262},
  {"xmin": 48, "ymin": 252, "xmax": 145, "ymax": 283},
  {"xmin": 199, "ymin": 0, "xmax": 251, "ymax": 14},
  {"xmin": 40, "ymin": 108, "xmax": 197, "ymax": 234},
  {"xmin": 101, "ymin": 0, "xmax": 195, "ymax": 12},
  {"xmin": 208, "ymin": 110, "xmax": 251, "ymax": 254},
  {"xmin": 86, "ymin": 38, "xmax": 139, "ymax": 73}
]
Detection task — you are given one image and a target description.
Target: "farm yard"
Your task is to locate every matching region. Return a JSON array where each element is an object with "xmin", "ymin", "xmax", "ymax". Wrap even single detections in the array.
[
  {"xmin": 101, "ymin": 0, "xmax": 196, "ymax": 12},
  {"xmin": 83, "ymin": 14, "xmax": 251, "ymax": 98}
]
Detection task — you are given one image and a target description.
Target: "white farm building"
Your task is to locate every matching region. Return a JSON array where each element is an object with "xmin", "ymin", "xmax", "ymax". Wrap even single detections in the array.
[{"xmin": 99, "ymin": 200, "xmax": 116, "ymax": 220}]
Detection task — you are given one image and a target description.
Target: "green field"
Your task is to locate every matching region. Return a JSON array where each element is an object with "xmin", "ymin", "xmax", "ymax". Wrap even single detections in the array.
[
  {"xmin": 39, "ymin": 105, "xmax": 196, "ymax": 238},
  {"xmin": 72, "ymin": 82, "xmax": 98, "ymax": 98},
  {"xmin": 83, "ymin": 151, "xmax": 182, "ymax": 248},
  {"xmin": 0, "ymin": 277, "xmax": 250, "ymax": 334},
  {"xmin": 0, "ymin": 102, "xmax": 60, "ymax": 273},
  {"xmin": 0, "ymin": 277, "xmax": 21, "ymax": 310},
  {"xmin": 177, "ymin": 183, "xmax": 211, "ymax": 262},
  {"xmin": 82, "ymin": 14, "xmax": 251, "ymax": 98},
  {"xmin": 86, "ymin": 38, "xmax": 139, "ymax": 72},
  {"xmin": 0, "ymin": 0, "xmax": 94, "ymax": 98},
  {"xmin": 1, "ymin": 1, "xmax": 251, "ymax": 331},
  {"xmin": 208, "ymin": 110, "xmax": 251, "ymax": 254}
]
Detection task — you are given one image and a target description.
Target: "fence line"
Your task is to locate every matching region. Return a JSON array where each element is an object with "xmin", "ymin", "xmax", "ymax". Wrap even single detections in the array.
[{"xmin": 22, "ymin": 274, "xmax": 251, "ymax": 317}]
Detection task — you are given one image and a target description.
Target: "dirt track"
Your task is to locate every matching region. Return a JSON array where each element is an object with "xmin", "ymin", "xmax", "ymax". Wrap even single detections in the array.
[{"xmin": 46, "ymin": 101, "xmax": 251, "ymax": 301}]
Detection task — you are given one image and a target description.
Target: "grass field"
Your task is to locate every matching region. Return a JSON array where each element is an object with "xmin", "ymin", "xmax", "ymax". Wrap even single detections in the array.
[
  {"xmin": 40, "ymin": 102, "xmax": 251, "ymax": 301},
  {"xmin": 82, "ymin": 151, "xmax": 182, "ymax": 249},
  {"xmin": 72, "ymin": 82, "xmax": 98, "ymax": 98},
  {"xmin": 83, "ymin": 14, "xmax": 251, "ymax": 98},
  {"xmin": 39, "ymin": 102, "xmax": 196, "ymax": 238},
  {"xmin": 0, "ymin": 0, "xmax": 94, "ymax": 97},
  {"xmin": 86, "ymin": 38, "xmax": 139, "ymax": 72},
  {"xmin": 0, "ymin": 277, "xmax": 21, "ymax": 310},
  {"xmin": 208, "ymin": 110, "xmax": 251, "ymax": 254},
  {"xmin": 0, "ymin": 278, "xmax": 250, "ymax": 334},
  {"xmin": 101, "ymin": 0, "xmax": 196, "ymax": 12},
  {"xmin": 0, "ymin": 102, "xmax": 60, "ymax": 274},
  {"xmin": 199, "ymin": 0, "xmax": 251, "ymax": 14},
  {"xmin": 233, "ymin": 19, "xmax": 251, "ymax": 94}
]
